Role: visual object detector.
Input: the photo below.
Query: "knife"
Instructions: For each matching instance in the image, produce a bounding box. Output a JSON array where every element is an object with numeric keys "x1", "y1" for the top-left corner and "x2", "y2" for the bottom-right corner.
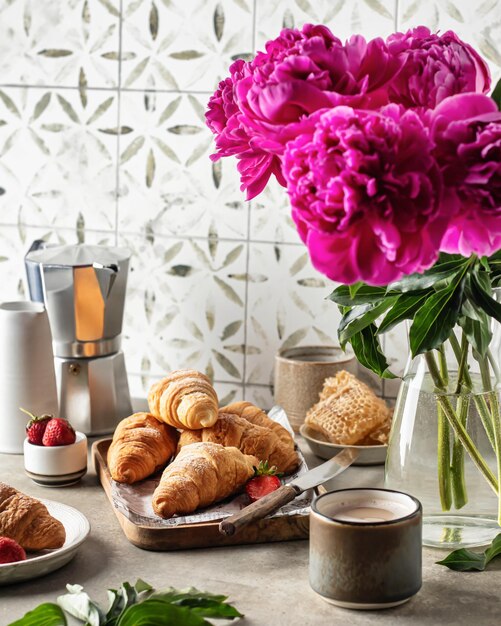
[{"x1": 218, "y1": 447, "x2": 359, "y2": 536}]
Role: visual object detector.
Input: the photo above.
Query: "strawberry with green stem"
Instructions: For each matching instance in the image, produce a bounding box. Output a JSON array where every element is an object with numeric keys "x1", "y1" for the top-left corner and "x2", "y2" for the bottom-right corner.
[
  {"x1": 21, "y1": 407, "x2": 53, "y2": 446},
  {"x1": 245, "y1": 460, "x2": 283, "y2": 502}
]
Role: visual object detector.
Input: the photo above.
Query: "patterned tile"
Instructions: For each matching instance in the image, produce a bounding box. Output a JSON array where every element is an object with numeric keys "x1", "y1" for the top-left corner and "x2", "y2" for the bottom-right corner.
[
  {"x1": 398, "y1": 0, "x2": 501, "y2": 87},
  {"x1": 0, "y1": 87, "x2": 118, "y2": 232},
  {"x1": 245, "y1": 384, "x2": 274, "y2": 412},
  {"x1": 128, "y1": 372, "x2": 244, "y2": 407},
  {"x1": 121, "y1": 0, "x2": 254, "y2": 92},
  {"x1": 244, "y1": 242, "x2": 341, "y2": 387},
  {"x1": 117, "y1": 90, "x2": 248, "y2": 240},
  {"x1": 256, "y1": 0, "x2": 397, "y2": 50},
  {"x1": 0, "y1": 0, "x2": 120, "y2": 88},
  {"x1": 120, "y1": 233, "x2": 247, "y2": 384},
  {"x1": 0, "y1": 224, "x2": 115, "y2": 303},
  {"x1": 249, "y1": 177, "x2": 302, "y2": 244}
]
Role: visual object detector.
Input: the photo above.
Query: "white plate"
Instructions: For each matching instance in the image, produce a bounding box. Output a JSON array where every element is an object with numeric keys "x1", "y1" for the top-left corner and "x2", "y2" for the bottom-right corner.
[
  {"x1": 0, "y1": 499, "x2": 90, "y2": 585},
  {"x1": 300, "y1": 424, "x2": 387, "y2": 466}
]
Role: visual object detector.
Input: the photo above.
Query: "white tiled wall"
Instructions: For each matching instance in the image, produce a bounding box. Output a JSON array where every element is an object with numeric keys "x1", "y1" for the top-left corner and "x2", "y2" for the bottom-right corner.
[{"x1": 0, "y1": 0, "x2": 499, "y2": 403}]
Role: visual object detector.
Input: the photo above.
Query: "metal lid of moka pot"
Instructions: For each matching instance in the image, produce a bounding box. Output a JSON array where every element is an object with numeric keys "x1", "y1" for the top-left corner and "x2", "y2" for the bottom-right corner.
[{"x1": 25, "y1": 243, "x2": 131, "y2": 359}]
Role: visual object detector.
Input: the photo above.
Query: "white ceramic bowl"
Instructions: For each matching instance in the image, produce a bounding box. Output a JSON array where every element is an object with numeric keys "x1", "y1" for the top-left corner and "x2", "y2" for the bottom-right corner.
[
  {"x1": 23, "y1": 431, "x2": 88, "y2": 486},
  {"x1": 300, "y1": 424, "x2": 387, "y2": 466}
]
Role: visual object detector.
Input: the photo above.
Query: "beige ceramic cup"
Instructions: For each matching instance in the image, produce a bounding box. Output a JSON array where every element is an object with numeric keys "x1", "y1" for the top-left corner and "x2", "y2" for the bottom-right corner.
[
  {"x1": 274, "y1": 346, "x2": 356, "y2": 432},
  {"x1": 310, "y1": 488, "x2": 422, "y2": 610}
]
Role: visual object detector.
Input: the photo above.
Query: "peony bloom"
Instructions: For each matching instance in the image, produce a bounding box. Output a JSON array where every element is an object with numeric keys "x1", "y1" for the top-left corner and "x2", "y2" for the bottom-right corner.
[
  {"x1": 206, "y1": 24, "x2": 402, "y2": 199},
  {"x1": 431, "y1": 93, "x2": 501, "y2": 257},
  {"x1": 283, "y1": 105, "x2": 449, "y2": 286},
  {"x1": 386, "y1": 26, "x2": 491, "y2": 109}
]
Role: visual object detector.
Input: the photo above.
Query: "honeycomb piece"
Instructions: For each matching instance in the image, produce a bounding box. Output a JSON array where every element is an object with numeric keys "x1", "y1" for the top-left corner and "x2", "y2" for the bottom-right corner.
[{"x1": 305, "y1": 370, "x2": 391, "y2": 445}]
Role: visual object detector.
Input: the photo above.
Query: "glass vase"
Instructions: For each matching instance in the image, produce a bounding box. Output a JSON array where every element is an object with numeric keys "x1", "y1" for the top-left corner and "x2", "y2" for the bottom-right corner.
[{"x1": 385, "y1": 333, "x2": 501, "y2": 549}]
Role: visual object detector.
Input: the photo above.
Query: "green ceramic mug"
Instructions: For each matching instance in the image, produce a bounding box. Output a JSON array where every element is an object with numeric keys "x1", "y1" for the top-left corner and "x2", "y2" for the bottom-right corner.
[{"x1": 310, "y1": 488, "x2": 422, "y2": 610}]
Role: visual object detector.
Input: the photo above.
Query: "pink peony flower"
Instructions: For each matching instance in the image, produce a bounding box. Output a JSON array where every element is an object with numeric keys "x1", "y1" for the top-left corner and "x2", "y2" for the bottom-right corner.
[
  {"x1": 386, "y1": 26, "x2": 491, "y2": 109},
  {"x1": 430, "y1": 93, "x2": 501, "y2": 257},
  {"x1": 283, "y1": 105, "x2": 450, "y2": 286},
  {"x1": 206, "y1": 24, "x2": 402, "y2": 199}
]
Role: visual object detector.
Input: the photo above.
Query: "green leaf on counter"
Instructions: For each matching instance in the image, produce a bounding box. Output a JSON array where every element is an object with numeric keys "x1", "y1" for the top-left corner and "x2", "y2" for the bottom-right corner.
[
  {"x1": 9, "y1": 580, "x2": 242, "y2": 626},
  {"x1": 116, "y1": 600, "x2": 210, "y2": 626},
  {"x1": 436, "y1": 533, "x2": 501, "y2": 571},
  {"x1": 7, "y1": 603, "x2": 66, "y2": 626}
]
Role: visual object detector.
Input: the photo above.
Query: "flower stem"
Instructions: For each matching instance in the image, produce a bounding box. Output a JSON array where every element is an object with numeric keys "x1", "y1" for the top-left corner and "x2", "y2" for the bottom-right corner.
[
  {"x1": 449, "y1": 333, "x2": 496, "y2": 451},
  {"x1": 451, "y1": 390, "x2": 469, "y2": 509},
  {"x1": 437, "y1": 345, "x2": 452, "y2": 511},
  {"x1": 450, "y1": 334, "x2": 469, "y2": 510},
  {"x1": 425, "y1": 351, "x2": 499, "y2": 496},
  {"x1": 475, "y1": 353, "x2": 501, "y2": 526}
]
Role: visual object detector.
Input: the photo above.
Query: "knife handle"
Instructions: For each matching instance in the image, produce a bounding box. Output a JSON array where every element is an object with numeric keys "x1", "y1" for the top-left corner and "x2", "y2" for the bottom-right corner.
[{"x1": 219, "y1": 484, "x2": 301, "y2": 536}]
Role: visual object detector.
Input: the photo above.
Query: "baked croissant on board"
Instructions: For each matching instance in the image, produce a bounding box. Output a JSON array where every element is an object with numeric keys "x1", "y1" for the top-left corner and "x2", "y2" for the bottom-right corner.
[
  {"x1": 148, "y1": 369, "x2": 219, "y2": 430},
  {"x1": 108, "y1": 412, "x2": 179, "y2": 484},
  {"x1": 152, "y1": 442, "x2": 257, "y2": 519},
  {"x1": 0, "y1": 482, "x2": 66, "y2": 550},
  {"x1": 220, "y1": 401, "x2": 294, "y2": 448},
  {"x1": 178, "y1": 412, "x2": 299, "y2": 474}
]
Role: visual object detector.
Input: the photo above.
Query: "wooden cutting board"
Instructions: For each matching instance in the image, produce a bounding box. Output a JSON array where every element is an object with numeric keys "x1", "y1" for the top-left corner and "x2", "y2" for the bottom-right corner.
[{"x1": 92, "y1": 439, "x2": 310, "y2": 551}]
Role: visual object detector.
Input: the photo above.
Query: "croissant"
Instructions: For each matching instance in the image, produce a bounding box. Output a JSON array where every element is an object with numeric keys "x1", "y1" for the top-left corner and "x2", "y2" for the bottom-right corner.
[
  {"x1": 178, "y1": 412, "x2": 300, "y2": 474},
  {"x1": 0, "y1": 482, "x2": 66, "y2": 551},
  {"x1": 152, "y1": 442, "x2": 257, "y2": 519},
  {"x1": 220, "y1": 401, "x2": 294, "y2": 448},
  {"x1": 148, "y1": 369, "x2": 219, "y2": 429},
  {"x1": 108, "y1": 413, "x2": 179, "y2": 484}
]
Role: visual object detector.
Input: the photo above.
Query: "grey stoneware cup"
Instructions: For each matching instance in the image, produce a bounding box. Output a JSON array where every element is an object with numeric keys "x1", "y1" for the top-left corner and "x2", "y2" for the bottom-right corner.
[{"x1": 309, "y1": 488, "x2": 422, "y2": 610}]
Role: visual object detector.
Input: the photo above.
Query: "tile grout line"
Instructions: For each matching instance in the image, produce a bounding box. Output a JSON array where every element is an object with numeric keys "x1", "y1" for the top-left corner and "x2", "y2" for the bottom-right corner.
[
  {"x1": 242, "y1": 0, "x2": 259, "y2": 401},
  {"x1": 383, "y1": 0, "x2": 400, "y2": 398},
  {"x1": 0, "y1": 83, "x2": 214, "y2": 96},
  {"x1": 0, "y1": 222, "x2": 305, "y2": 247},
  {"x1": 114, "y1": 0, "x2": 124, "y2": 246}
]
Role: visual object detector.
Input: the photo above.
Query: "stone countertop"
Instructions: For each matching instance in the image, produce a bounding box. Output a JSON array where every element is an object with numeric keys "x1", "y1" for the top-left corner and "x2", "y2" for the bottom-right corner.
[{"x1": 1, "y1": 441, "x2": 500, "y2": 626}]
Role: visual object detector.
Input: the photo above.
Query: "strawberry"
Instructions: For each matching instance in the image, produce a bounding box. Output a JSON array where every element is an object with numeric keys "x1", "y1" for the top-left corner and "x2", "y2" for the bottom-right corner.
[
  {"x1": 42, "y1": 417, "x2": 76, "y2": 446},
  {"x1": 245, "y1": 461, "x2": 282, "y2": 503},
  {"x1": 0, "y1": 537, "x2": 27, "y2": 564},
  {"x1": 21, "y1": 408, "x2": 53, "y2": 446}
]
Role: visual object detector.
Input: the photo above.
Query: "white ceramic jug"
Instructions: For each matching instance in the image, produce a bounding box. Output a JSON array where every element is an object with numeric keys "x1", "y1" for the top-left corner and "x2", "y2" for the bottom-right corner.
[{"x1": 0, "y1": 301, "x2": 58, "y2": 453}]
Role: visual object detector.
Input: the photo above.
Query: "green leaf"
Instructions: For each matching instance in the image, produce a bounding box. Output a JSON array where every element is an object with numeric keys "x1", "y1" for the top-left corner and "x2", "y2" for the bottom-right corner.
[
  {"x1": 436, "y1": 548, "x2": 486, "y2": 571},
  {"x1": 378, "y1": 292, "x2": 429, "y2": 334},
  {"x1": 436, "y1": 533, "x2": 501, "y2": 571},
  {"x1": 409, "y1": 270, "x2": 466, "y2": 356},
  {"x1": 8, "y1": 603, "x2": 67, "y2": 626},
  {"x1": 338, "y1": 298, "x2": 397, "y2": 346},
  {"x1": 116, "y1": 599, "x2": 210, "y2": 626},
  {"x1": 349, "y1": 324, "x2": 396, "y2": 379},
  {"x1": 348, "y1": 282, "x2": 363, "y2": 298},
  {"x1": 491, "y1": 76, "x2": 501, "y2": 110},
  {"x1": 151, "y1": 588, "x2": 243, "y2": 619},
  {"x1": 458, "y1": 298, "x2": 492, "y2": 357},
  {"x1": 388, "y1": 258, "x2": 468, "y2": 293},
  {"x1": 469, "y1": 272, "x2": 501, "y2": 323},
  {"x1": 327, "y1": 284, "x2": 387, "y2": 306}
]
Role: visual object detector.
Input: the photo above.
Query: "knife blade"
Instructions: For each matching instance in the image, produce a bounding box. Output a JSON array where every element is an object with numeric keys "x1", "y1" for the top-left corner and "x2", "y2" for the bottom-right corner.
[{"x1": 218, "y1": 447, "x2": 359, "y2": 536}]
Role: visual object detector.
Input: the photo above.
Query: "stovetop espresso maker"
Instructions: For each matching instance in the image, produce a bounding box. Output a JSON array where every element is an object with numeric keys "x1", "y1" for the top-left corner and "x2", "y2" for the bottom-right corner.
[{"x1": 25, "y1": 241, "x2": 133, "y2": 435}]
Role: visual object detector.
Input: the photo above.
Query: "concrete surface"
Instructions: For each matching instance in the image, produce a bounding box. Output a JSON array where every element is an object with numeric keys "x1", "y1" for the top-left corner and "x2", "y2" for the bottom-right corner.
[{"x1": 1, "y1": 441, "x2": 500, "y2": 625}]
